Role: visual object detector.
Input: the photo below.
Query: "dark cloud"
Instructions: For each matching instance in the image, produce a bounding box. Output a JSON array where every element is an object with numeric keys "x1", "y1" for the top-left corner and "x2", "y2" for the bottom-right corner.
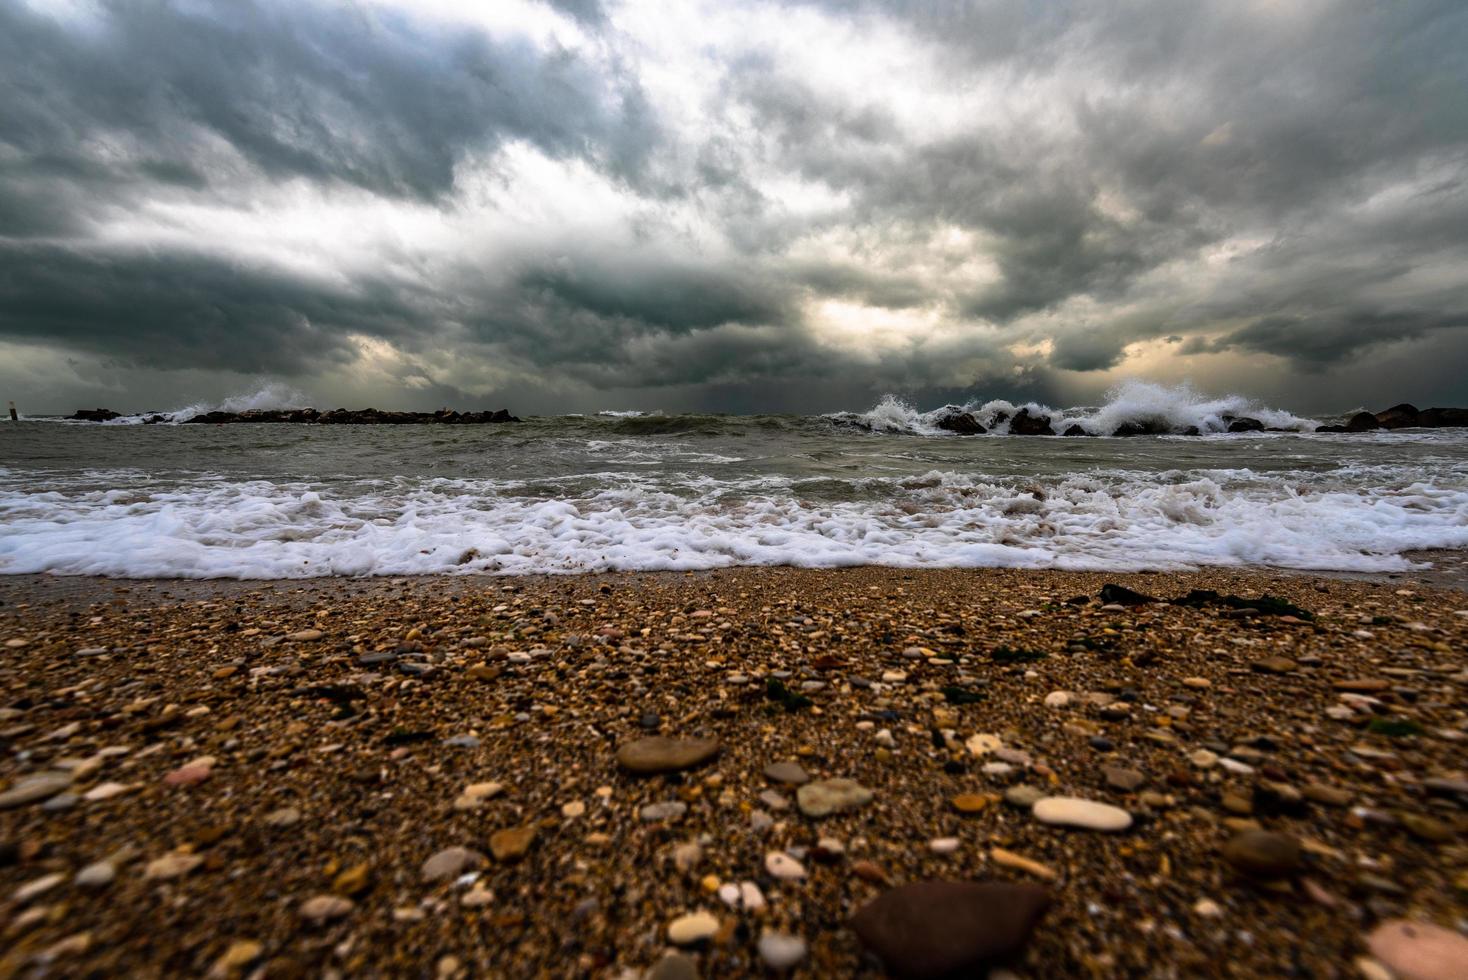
[{"x1": 2, "y1": 0, "x2": 1468, "y2": 412}]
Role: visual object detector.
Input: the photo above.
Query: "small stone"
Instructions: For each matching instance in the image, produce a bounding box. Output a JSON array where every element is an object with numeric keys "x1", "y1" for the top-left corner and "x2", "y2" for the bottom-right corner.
[
  {"x1": 164, "y1": 757, "x2": 215, "y2": 787},
  {"x1": 1399, "y1": 813, "x2": 1454, "y2": 843},
  {"x1": 145, "y1": 852, "x2": 203, "y2": 880},
  {"x1": 422, "y1": 847, "x2": 485, "y2": 881},
  {"x1": 929, "y1": 837, "x2": 960, "y2": 855},
  {"x1": 1043, "y1": 691, "x2": 1072, "y2": 708},
  {"x1": 333, "y1": 862, "x2": 371, "y2": 896},
  {"x1": 263, "y1": 807, "x2": 301, "y2": 828},
  {"x1": 1182, "y1": 677, "x2": 1211, "y2": 688},
  {"x1": 75, "y1": 861, "x2": 116, "y2": 889},
  {"x1": 1103, "y1": 766, "x2": 1146, "y2": 792},
  {"x1": 82, "y1": 781, "x2": 133, "y2": 802},
  {"x1": 213, "y1": 940, "x2": 263, "y2": 973},
  {"x1": 1221, "y1": 792, "x2": 1253, "y2": 816},
  {"x1": 13, "y1": 872, "x2": 66, "y2": 904},
  {"x1": 640, "y1": 801, "x2": 688, "y2": 822},
  {"x1": 616, "y1": 737, "x2": 720, "y2": 775},
  {"x1": 1303, "y1": 783, "x2": 1353, "y2": 807},
  {"x1": 851, "y1": 880, "x2": 1050, "y2": 978},
  {"x1": 965, "y1": 733, "x2": 1002, "y2": 758},
  {"x1": 1334, "y1": 678, "x2": 1391, "y2": 692},
  {"x1": 461, "y1": 883, "x2": 494, "y2": 907},
  {"x1": 1251, "y1": 656, "x2": 1297, "y2": 674},
  {"x1": 951, "y1": 792, "x2": 990, "y2": 814},
  {"x1": 1189, "y1": 750, "x2": 1219, "y2": 769},
  {"x1": 763, "y1": 761, "x2": 809, "y2": 785},
  {"x1": 561, "y1": 800, "x2": 585, "y2": 819},
  {"x1": 645, "y1": 951, "x2": 700, "y2": 980},
  {"x1": 765, "y1": 852, "x2": 806, "y2": 880},
  {"x1": 1366, "y1": 919, "x2": 1468, "y2": 980},
  {"x1": 489, "y1": 826, "x2": 537, "y2": 862},
  {"x1": 1193, "y1": 898, "x2": 1223, "y2": 917},
  {"x1": 989, "y1": 848, "x2": 1057, "y2": 881},
  {"x1": 453, "y1": 781, "x2": 504, "y2": 810},
  {"x1": 757, "y1": 932, "x2": 808, "y2": 970},
  {"x1": 673, "y1": 841, "x2": 703, "y2": 873},
  {"x1": 0, "y1": 772, "x2": 72, "y2": 808},
  {"x1": 1221, "y1": 830, "x2": 1303, "y2": 880},
  {"x1": 299, "y1": 894, "x2": 354, "y2": 923},
  {"x1": 797, "y1": 778, "x2": 874, "y2": 817},
  {"x1": 1004, "y1": 785, "x2": 1045, "y2": 809},
  {"x1": 1033, "y1": 797, "x2": 1132, "y2": 832},
  {"x1": 667, "y1": 910, "x2": 721, "y2": 945},
  {"x1": 286, "y1": 629, "x2": 325, "y2": 641}
]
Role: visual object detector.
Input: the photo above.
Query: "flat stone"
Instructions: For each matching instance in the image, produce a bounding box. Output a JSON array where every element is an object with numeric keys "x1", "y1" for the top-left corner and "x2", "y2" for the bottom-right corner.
[
  {"x1": 1221, "y1": 830, "x2": 1303, "y2": 880},
  {"x1": 75, "y1": 861, "x2": 116, "y2": 889},
  {"x1": 929, "y1": 837, "x2": 960, "y2": 854},
  {"x1": 452, "y1": 781, "x2": 504, "y2": 810},
  {"x1": 1399, "y1": 813, "x2": 1454, "y2": 843},
  {"x1": 263, "y1": 807, "x2": 301, "y2": 828},
  {"x1": 645, "y1": 951, "x2": 700, "y2": 980},
  {"x1": 299, "y1": 894, "x2": 354, "y2": 923},
  {"x1": 1251, "y1": 656, "x2": 1298, "y2": 674},
  {"x1": 1033, "y1": 796, "x2": 1132, "y2": 832},
  {"x1": 1303, "y1": 783, "x2": 1353, "y2": 807},
  {"x1": 286, "y1": 629, "x2": 324, "y2": 641},
  {"x1": 990, "y1": 848, "x2": 1057, "y2": 881},
  {"x1": 0, "y1": 772, "x2": 72, "y2": 809},
  {"x1": 951, "y1": 792, "x2": 990, "y2": 814},
  {"x1": 145, "y1": 852, "x2": 203, "y2": 879},
  {"x1": 667, "y1": 910, "x2": 721, "y2": 945},
  {"x1": 640, "y1": 801, "x2": 688, "y2": 822},
  {"x1": 616, "y1": 737, "x2": 720, "y2": 775},
  {"x1": 757, "y1": 931, "x2": 808, "y2": 970},
  {"x1": 421, "y1": 846, "x2": 484, "y2": 881},
  {"x1": 762, "y1": 761, "x2": 809, "y2": 785},
  {"x1": 765, "y1": 852, "x2": 806, "y2": 880},
  {"x1": 13, "y1": 872, "x2": 66, "y2": 904},
  {"x1": 797, "y1": 779, "x2": 874, "y2": 817},
  {"x1": 1004, "y1": 785, "x2": 1045, "y2": 809},
  {"x1": 489, "y1": 825, "x2": 536, "y2": 862},
  {"x1": 965, "y1": 733, "x2": 1002, "y2": 757},
  {"x1": 1366, "y1": 919, "x2": 1468, "y2": 980},
  {"x1": 851, "y1": 880, "x2": 1050, "y2": 979},
  {"x1": 1334, "y1": 678, "x2": 1391, "y2": 692},
  {"x1": 1103, "y1": 766, "x2": 1146, "y2": 792}
]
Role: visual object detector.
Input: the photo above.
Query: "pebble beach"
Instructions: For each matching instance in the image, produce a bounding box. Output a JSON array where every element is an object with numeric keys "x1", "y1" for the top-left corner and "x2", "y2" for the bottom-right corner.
[{"x1": 1, "y1": 566, "x2": 1466, "y2": 978}]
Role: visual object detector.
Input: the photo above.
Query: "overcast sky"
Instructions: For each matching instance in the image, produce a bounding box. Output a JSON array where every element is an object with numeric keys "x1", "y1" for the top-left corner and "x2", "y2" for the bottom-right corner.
[{"x1": 2, "y1": 0, "x2": 1467, "y2": 416}]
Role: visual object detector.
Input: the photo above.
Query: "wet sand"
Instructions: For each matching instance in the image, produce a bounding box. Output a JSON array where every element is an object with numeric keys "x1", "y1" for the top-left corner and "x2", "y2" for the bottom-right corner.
[{"x1": 0, "y1": 566, "x2": 1465, "y2": 977}]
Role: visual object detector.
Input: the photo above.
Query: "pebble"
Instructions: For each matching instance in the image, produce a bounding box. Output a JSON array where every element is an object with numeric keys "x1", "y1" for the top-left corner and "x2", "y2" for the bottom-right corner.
[
  {"x1": 82, "y1": 781, "x2": 133, "y2": 802},
  {"x1": 796, "y1": 779, "x2": 873, "y2": 817},
  {"x1": 1365, "y1": 918, "x2": 1468, "y2": 980},
  {"x1": 990, "y1": 848, "x2": 1057, "y2": 881},
  {"x1": 762, "y1": 761, "x2": 809, "y2": 785},
  {"x1": 145, "y1": 852, "x2": 203, "y2": 880},
  {"x1": 213, "y1": 941, "x2": 263, "y2": 974},
  {"x1": 616, "y1": 737, "x2": 721, "y2": 774},
  {"x1": 286, "y1": 629, "x2": 324, "y2": 641},
  {"x1": 1251, "y1": 656, "x2": 1297, "y2": 674},
  {"x1": 965, "y1": 733, "x2": 1002, "y2": 757},
  {"x1": 1194, "y1": 898, "x2": 1223, "y2": 917},
  {"x1": 422, "y1": 846, "x2": 484, "y2": 881},
  {"x1": 645, "y1": 951, "x2": 700, "y2": 980},
  {"x1": 1004, "y1": 785, "x2": 1045, "y2": 809},
  {"x1": 951, "y1": 792, "x2": 990, "y2": 814},
  {"x1": 489, "y1": 826, "x2": 537, "y2": 862},
  {"x1": 1221, "y1": 830, "x2": 1303, "y2": 880},
  {"x1": 163, "y1": 757, "x2": 214, "y2": 787},
  {"x1": 452, "y1": 781, "x2": 503, "y2": 810},
  {"x1": 757, "y1": 932, "x2": 808, "y2": 970},
  {"x1": 1043, "y1": 691, "x2": 1072, "y2": 708},
  {"x1": 13, "y1": 872, "x2": 66, "y2": 904},
  {"x1": 0, "y1": 772, "x2": 72, "y2": 809},
  {"x1": 1033, "y1": 796, "x2": 1133, "y2": 832},
  {"x1": 1182, "y1": 676, "x2": 1212, "y2": 688},
  {"x1": 758, "y1": 789, "x2": 789, "y2": 810},
  {"x1": 929, "y1": 837, "x2": 960, "y2": 855},
  {"x1": 666, "y1": 910, "x2": 720, "y2": 945},
  {"x1": 640, "y1": 801, "x2": 688, "y2": 822},
  {"x1": 765, "y1": 852, "x2": 806, "y2": 880},
  {"x1": 75, "y1": 860, "x2": 116, "y2": 888},
  {"x1": 1103, "y1": 766, "x2": 1146, "y2": 792},
  {"x1": 852, "y1": 880, "x2": 1051, "y2": 978},
  {"x1": 1189, "y1": 750, "x2": 1219, "y2": 769},
  {"x1": 561, "y1": 800, "x2": 585, "y2": 819},
  {"x1": 263, "y1": 806, "x2": 301, "y2": 828},
  {"x1": 299, "y1": 894, "x2": 354, "y2": 923}
]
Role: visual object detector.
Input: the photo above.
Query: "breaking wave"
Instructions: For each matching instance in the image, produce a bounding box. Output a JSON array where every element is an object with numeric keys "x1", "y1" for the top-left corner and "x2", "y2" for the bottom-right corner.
[{"x1": 827, "y1": 382, "x2": 1320, "y2": 436}]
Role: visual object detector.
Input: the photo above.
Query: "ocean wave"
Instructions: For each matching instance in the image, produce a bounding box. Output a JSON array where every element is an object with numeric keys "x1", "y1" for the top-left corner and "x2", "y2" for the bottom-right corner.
[
  {"x1": 826, "y1": 382, "x2": 1321, "y2": 437},
  {"x1": 3, "y1": 468, "x2": 1464, "y2": 578}
]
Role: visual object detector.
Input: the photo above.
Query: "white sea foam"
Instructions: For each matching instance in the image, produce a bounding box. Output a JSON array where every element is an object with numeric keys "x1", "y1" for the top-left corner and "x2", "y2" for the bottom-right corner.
[
  {"x1": 833, "y1": 381, "x2": 1320, "y2": 436},
  {"x1": 3, "y1": 468, "x2": 1465, "y2": 579}
]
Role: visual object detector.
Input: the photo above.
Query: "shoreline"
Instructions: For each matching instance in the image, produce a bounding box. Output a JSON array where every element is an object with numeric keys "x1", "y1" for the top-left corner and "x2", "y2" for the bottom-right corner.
[{"x1": 1, "y1": 565, "x2": 1464, "y2": 976}]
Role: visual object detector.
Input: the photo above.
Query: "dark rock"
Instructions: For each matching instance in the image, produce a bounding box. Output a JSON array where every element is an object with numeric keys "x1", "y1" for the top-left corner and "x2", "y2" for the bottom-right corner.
[
  {"x1": 1222, "y1": 830, "x2": 1303, "y2": 880},
  {"x1": 1374, "y1": 403, "x2": 1420, "y2": 428},
  {"x1": 851, "y1": 880, "x2": 1050, "y2": 979},
  {"x1": 1098, "y1": 584, "x2": 1157, "y2": 606},
  {"x1": 1112, "y1": 420, "x2": 1170, "y2": 437},
  {"x1": 1180, "y1": 425, "x2": 1202, "y2": 436},
  {"x1": 183, "y1": 407, "x2": 519, "y2": 425},
  {"x1": 1008, "y1": 409, "x2": 1055, "y2": 436},
  {"x1": 1418, "y1": 406, "x2": 1468, "y2": 427},
  {"x1": 934, "y1": 411, "x2": 986, "y2": 435},
  {"x1": 1061, "y1": 424, "x2": 1092, "y2": 437},
  {"x1": 67, "y1": 408, "x2": 122, "y2": 422},
  {"x1": 1344, "y1": 411, "x2": 1381, "y2": 432},
  {"x1": 1225, "y1": 416, "x2": 1265, "y2": 432}
]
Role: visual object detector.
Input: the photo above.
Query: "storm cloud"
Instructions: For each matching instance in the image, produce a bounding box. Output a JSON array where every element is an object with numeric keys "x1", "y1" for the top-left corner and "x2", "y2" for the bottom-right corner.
[{"x1": 1, "y1": 0, "x2": 1466, "y2": 415}]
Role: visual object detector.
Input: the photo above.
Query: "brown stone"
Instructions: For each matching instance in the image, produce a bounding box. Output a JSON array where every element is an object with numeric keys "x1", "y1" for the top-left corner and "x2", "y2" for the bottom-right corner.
[
  {"x1": 852, "y1": 880, "x2": 1050, "y2": 979},
  {"x1": 489, "y1": 826, "x2": 537, "y2": 862},
  {"x1": 615, "y1": 737, "x2": 720, "y2": 775}
]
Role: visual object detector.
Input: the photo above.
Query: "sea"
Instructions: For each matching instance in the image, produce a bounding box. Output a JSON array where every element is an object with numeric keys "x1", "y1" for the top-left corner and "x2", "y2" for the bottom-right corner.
[{"x1": 3, "y1": 382, "x2": 1467, "y2": 580}]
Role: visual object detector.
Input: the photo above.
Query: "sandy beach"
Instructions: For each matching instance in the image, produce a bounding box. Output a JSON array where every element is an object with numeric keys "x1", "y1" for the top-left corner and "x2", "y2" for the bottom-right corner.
[{"x1": 0, "y1": 565, "x2": 1465, "y2": 977}]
